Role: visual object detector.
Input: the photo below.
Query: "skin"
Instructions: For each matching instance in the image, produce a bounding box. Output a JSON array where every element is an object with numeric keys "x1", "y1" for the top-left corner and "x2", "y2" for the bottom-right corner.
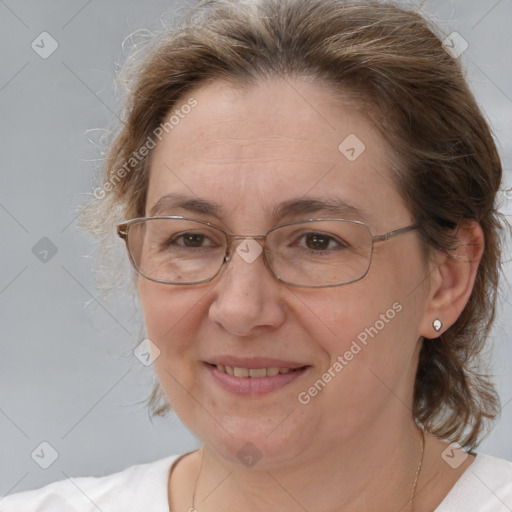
[{"x1": 137, "y1": 77, "x2": 483, "y2": 511}]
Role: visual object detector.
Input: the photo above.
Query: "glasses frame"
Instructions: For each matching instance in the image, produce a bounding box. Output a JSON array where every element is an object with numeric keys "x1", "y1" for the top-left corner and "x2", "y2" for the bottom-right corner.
[{"x1": 117, "y1": 216, "x2": 419, "y2": 288}]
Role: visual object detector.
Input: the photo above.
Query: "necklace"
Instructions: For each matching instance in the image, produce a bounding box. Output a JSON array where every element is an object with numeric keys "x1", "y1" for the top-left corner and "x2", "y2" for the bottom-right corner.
[
  {"x1": 409, "y1": 426, "x2": 425, "y2": 506},
  {"x1": 191, "y1": 446, "x2": 204, "y2": 511},
  {"x1": 188, "y1": 427, "x2": 425, "y2": 511}
]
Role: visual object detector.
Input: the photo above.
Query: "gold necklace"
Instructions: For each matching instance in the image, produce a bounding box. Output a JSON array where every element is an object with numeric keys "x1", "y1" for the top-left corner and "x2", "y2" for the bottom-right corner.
[
  {"x1": 189, "y1": 428, "x2": 425, "y2": 511},
  {"x1": 409, "y1": 427, "x2": 425, "y2": 506}
]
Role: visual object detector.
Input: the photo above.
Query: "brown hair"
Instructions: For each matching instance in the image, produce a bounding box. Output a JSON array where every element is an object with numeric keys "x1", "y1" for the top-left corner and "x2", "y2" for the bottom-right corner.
[{"x1": 80, "y1": 0, "x2": 507, "y2": 448}]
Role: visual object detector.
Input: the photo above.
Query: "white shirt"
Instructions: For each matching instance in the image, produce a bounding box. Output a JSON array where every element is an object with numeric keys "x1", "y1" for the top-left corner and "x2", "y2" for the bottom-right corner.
[{"x1": 1, "y1": 452, "x2": 512, "y2": 511}]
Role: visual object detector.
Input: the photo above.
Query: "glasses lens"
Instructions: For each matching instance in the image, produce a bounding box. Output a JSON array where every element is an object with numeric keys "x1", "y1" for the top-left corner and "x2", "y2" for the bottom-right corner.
[
  {"x1": 267, "y1": 220, "x2": 372, "y2": 287},
  {"x1": 124, "y1": 218, "x2": 373, "y2": 287},
  {"x1": 126, "y1": 219, "x2": 226, "y2": 283}
]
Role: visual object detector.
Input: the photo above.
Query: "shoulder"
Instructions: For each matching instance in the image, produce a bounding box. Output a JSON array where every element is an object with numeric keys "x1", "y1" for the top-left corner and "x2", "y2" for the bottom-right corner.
[
  {"x1": 0, "y1": 454, "x2": 182, "y2": 512},
  {"x1": 435, "y1": 453, "x2": 512, "y2": 511}
]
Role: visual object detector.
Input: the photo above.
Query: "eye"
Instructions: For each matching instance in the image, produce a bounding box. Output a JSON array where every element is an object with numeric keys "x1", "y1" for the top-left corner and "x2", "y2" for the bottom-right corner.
[
  {"x1": 297, "y1": 231, "x2": 347, "y2": 252},
  {"x1": 169, "y1": 231, "x2": 217, "y2": 248}
]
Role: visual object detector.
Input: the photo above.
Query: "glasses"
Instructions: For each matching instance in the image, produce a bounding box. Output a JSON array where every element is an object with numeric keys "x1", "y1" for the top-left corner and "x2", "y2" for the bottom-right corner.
[{"x1": 117, "y1": 216, "x2": 419, "y2": 288}]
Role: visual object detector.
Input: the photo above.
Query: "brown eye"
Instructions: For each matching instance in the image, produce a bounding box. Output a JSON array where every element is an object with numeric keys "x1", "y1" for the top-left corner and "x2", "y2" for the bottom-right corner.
[
  {"x1": 168, "y1": 231, "x2": 216, "y2": 249},
  {"x1": 297, "y1": 232, "x2": 347, "y2": 253},
  {"x1": 179, "y1": 233, "x2": 206, "y2": 247},
  {"x1": 304, "y1": 233, "x2": 335, "y2": 251}
]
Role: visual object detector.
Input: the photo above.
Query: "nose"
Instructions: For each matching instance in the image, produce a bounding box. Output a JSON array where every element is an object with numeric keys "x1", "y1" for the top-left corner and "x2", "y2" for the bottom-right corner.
[{"x1": 208, "y1": 238, "x2": 286, "y2": 337}]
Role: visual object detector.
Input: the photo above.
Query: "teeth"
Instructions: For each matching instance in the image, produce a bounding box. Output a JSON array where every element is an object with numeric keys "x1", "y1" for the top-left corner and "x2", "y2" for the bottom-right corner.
[
  {"x1": 233, "y1": 367, "x2": 249, "y2": 377},
  {"x1": 216, "y1": 365, "x2": 298, "y2": 377},
  {"x1": 266, "y1": 367, "x2": 280, "y2": 376}
]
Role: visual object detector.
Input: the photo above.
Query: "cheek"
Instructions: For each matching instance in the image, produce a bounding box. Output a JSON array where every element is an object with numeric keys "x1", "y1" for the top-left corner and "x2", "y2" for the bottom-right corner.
[
  {"x1": 302, "y1": 297, "x2": 419, "y2": 438},
  {"x1": 319, "y1": 295, "x2": 411, "y2": 379},
  {"x1": 308, "y1": 261, "x2": 423, "y2": 394},
  {"x1": 139, "y1": 280, "x2": 202, "y2": 341},
  {"x1": 306, "y1": 281, "x2": 394, "y2": 352},
  {"x1": 138, "y1": 282, "x2": 210, "y2": 430},
  {"x1": 138, "y1": 281, "x2": 205, "y2": 380}
]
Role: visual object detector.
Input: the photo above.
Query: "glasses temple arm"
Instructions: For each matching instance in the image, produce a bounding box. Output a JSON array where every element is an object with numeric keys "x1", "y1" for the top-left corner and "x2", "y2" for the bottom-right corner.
[{"x1": 372, "y1": 224, "x2": 419, "y2": 243}]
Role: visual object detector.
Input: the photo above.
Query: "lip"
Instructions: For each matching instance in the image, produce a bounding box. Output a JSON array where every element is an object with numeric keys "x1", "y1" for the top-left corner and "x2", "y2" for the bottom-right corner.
[
  {"x1": 206, "y1": 356, "x2": 307, "y2": 369},
  {"x1": 204, "y1": 357, "x2": 310, "y2": 396}
]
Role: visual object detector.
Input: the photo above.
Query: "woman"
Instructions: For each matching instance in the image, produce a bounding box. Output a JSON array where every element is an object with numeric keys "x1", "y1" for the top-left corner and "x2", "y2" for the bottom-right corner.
[{"x1": 3, "y1": 0, "x2": 511, "y2": 510}]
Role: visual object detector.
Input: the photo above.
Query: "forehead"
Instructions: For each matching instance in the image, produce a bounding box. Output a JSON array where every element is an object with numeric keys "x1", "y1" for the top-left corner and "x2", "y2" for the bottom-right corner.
[{"x1": 146, "y1": 77, "x2": 411, "y2": 230}]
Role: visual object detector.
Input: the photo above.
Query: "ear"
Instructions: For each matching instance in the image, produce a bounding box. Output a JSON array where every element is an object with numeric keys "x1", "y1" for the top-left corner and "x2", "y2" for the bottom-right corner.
[{"x1": 419, "y1": 220, "x2": 484, "y2": 339}]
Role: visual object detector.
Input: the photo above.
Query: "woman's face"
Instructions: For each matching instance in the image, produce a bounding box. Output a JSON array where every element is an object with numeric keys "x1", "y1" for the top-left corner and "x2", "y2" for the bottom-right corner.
[{"x1": 139, "y1": 78, "x2": 431, "y2": 467}]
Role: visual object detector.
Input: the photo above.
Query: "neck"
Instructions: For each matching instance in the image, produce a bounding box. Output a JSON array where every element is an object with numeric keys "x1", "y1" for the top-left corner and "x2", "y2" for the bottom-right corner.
[{"x1": 191, "y1": 419, "x2": 424, "y2": 512}]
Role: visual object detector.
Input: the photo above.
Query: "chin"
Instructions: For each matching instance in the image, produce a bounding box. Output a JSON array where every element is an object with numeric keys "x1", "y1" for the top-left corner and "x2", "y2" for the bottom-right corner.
[{"x1": 190, "y1": 411, "x2": 311, "y2": 470}]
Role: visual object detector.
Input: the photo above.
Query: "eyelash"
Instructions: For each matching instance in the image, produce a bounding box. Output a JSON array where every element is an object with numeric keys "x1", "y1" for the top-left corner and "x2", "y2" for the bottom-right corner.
[{"x1": 166, "y1": 231, "x2": 347, "y2": 253}]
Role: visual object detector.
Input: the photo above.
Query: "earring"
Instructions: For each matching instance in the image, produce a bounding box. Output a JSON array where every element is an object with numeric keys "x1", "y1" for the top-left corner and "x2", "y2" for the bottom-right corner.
[{"x1": 433, "y1": 319, "x2": 442, "y2": 332}]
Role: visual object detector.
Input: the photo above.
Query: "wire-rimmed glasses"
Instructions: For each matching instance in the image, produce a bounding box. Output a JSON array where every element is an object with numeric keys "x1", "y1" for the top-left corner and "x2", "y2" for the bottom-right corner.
[{"x1": 117, "y1": 216, "x2": 419, "y2": 288}]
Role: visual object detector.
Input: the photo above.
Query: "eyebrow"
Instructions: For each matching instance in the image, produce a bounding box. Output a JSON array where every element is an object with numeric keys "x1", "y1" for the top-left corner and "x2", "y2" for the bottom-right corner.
[{"x1": 149, "y1": 192, "x2": 367, "y2": 221}]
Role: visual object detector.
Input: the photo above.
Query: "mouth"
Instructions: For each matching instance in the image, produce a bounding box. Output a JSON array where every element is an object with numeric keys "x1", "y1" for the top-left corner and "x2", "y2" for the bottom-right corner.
[
  {"x1": 204, "y1": 359, "x2": 310, "y2": 395},
  {"x1": 212, "y1": 364, "x2": 299, "y2": 377}
]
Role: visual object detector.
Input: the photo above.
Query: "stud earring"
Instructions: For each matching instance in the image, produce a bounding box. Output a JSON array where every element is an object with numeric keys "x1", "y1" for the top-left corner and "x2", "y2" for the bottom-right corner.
[{"x1": 433, "y1": 319, "x2": 442, "y2": 332}]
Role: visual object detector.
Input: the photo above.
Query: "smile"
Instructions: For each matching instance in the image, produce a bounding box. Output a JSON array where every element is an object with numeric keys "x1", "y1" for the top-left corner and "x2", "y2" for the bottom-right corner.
[
  {"x1": 214, "y1": 364, "x2": 296, "y2": 377},
  {"x1": 205, "y1": 362, "x2": 309, "y2": 395}
]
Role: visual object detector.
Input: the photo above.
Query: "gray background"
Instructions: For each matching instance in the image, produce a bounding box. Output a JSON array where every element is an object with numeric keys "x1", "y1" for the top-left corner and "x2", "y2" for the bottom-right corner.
[{"x1": 1, "y1": 0, "x2": 511, "y2": 496}]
